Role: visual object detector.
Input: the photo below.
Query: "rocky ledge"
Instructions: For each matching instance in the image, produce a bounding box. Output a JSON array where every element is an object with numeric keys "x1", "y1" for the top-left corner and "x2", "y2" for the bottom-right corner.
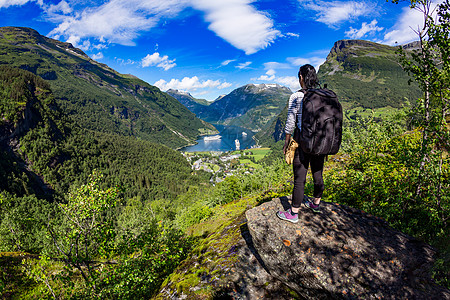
[{"x1": 246, "y1": 197, "x2": 450, "y2": 299}]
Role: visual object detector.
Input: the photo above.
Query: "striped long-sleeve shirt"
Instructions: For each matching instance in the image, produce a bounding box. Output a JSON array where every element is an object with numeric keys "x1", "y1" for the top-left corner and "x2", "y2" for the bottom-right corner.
[{"x1": 284, "y1": 91, "x2": 305, "y2": 135}]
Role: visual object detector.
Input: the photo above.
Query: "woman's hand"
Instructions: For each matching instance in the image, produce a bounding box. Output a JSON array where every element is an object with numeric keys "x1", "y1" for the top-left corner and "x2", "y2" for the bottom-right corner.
[{"x1": 283, "y1": 134, "x2": 291, "y2": 155}]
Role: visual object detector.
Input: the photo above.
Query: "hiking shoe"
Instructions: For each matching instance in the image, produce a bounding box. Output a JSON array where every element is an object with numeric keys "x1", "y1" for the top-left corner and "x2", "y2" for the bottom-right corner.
[
  {"x1": 277, "y1": 208, "x2": 299, "y2": 223},
  {"x1": 304, "y1": 200, "x2": 321, "y2": 213}
]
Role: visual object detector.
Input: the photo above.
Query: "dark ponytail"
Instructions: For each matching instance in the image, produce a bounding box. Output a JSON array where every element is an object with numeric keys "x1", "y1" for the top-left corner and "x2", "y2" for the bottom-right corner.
[{"x1": 298, "y1": 64, "x2": 319, "y2": 89}]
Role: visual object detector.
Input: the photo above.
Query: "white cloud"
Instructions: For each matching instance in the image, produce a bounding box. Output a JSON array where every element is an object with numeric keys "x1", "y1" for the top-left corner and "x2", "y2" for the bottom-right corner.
[
  {"x1": 275, "y1": 76, "x2": 299, "y2": 91},
  {"x1": 190, "y1": 0, "x2": 281, "y2": 54},
  {"x1": 91, "y1": 52, "x2": 103, "y2": 60},
  {"x1": 116, "y1": 57, "x2": 136, "y2": 65},
  {"x1": 283, "y1": 32, "x2": 300, "y2": 38},
  {"x1": 263, "y1": 62, "x2": 291, "y2": 70},
  {"x1": 49, "y1": 0, "x2": 187, "y2": 47},
  {"x1": 46, "y1": 0, "x2": 279, "y2": 54},
  {"x1": 287, "y1": 56, "x2": 326, "y2": 71},
  {"x1": 252, "y1": 69, "x2": 299, "y2": 90},
  {"x1": 345, "y1": 19, "x2": 383, "y2": 39},
  {"x1": 253, "y1": 55, "x2": 326, "y2": 90},
  {"x1": 221, "y1": 59, "x2": 236, "y2": 66},
  {"x1": 154, "y1": 76, "x2": 232, "y2": 91},
  {"x1": 236, "y1": 61, "x2": 252, "y2": 69},
  {"x1": 218, "y1": 82, "x2": 233, "y2": 89},
  {"x1": 382, "y1": 2, "x2": 444, "y2": 46},
  {"x1": 46, "y1": 0, "x2": 72, "y2": 14},
  {"x1": 266, "y1": 69, "x2": 276, "y2": 76},
  {"x1": 0, "y1": 0, "x2": 33, "y2": 8},
  {"x1": 299, "y1": 0, "x2": 376, "y2": 28},
  {"x1": 141, "y1": 52, "x2": 176, "y2": 70},
  {"x1": 285, "y1": 32, "x2": 300, "y2": 38},
  {"x1": 254, "y1": 69, "x2": 276, "y2": 81}
]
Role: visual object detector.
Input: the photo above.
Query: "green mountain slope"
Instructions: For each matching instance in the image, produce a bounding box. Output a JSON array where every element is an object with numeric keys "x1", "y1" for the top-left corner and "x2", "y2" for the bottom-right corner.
[
  {"x1": 0, "y1": 26, "x2": 215, "y2": 149},
  {"x1": 175, "y1": 83, "x2": 292, "y2": 132},
  {"x1": 165, "y1": 89, "x2": 214, "y2": 124},
  {"x1": 320, "y1": 39, "x2": 421, "y2": 109},
  {"x1": 256, "y1": 39, "x2": 422, "y2": 146},
  {"x1": 0, "y1": 65, "x2": 199, "y2": 202}
]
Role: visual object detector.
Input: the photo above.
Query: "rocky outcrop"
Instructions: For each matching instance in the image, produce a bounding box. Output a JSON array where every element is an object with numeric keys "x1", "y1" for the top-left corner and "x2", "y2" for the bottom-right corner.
[
  {"x1": 0, "y1": 98, "x2": 39, "y2": 144},
  {"x1": 327, "y1": 39, "x2": 376, "y2": 59},
  {"x1": 246, "y1": 197, "x2": 450, "y2": 299}
]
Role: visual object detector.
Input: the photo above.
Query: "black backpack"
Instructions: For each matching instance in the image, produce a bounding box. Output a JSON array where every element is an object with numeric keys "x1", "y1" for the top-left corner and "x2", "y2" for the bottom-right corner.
[{"x1": 298, "y1": 88, "x2": 343, "y2": 155}]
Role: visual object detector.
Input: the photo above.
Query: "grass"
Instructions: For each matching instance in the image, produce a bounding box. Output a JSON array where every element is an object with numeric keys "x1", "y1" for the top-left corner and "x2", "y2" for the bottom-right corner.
[
  {"x1": 0, "y1": 252, "x2": 40, "y2": 299},
  {"x1": 238, "y1": 158, "x2": 259, "y2": 168},
  {"x1": 205, "y1": 163, "x2": 220, "y2": 172},
  {"x1": 345, "y1": 106, "x2": 402, "y2": 120},
  {"x1": 232, "y1": 148, "x2": 271, "y2": 161}
]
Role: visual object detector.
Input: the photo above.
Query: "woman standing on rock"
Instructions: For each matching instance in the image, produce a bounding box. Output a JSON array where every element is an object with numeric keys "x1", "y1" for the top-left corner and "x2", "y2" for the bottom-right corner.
[{"x1": 277, "y1": 64, "x2": 325, "y2": 223}]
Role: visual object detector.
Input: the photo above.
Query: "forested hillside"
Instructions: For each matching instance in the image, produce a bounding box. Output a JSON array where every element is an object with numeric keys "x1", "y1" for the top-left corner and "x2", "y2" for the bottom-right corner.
[
  {"x1": 0, "y1": 65, "x2": 206, "y2": 203},
  {"x1": 0, "y1": 26, "x2": 216, "y2": 149}
]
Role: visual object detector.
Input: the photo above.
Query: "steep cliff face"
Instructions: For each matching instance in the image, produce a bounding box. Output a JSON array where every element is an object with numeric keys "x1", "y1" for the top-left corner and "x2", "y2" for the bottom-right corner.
[
  {"x1": 165, "y1": 89, "x2": 212, "y2": 119},
  {"x1": 0, "y1": 66, "x2": 61, "y2": 196}
]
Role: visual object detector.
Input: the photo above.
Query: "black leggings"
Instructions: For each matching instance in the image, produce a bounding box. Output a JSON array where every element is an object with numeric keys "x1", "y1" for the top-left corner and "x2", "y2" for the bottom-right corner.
[{"x1": 292, "y1": 147, "x2": 325, "y2": 208}]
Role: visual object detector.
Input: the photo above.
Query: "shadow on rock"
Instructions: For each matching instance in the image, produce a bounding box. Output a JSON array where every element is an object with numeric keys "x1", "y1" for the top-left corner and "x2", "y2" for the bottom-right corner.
[{"x1": 245, "y1": 196, "x2": 450, "y2": 300}]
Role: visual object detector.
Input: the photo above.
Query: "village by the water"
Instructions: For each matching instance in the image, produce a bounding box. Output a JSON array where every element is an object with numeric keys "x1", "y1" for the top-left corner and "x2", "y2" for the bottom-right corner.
[{"x1": 182, "y1": 136, "x2": 270, "y2": 184}]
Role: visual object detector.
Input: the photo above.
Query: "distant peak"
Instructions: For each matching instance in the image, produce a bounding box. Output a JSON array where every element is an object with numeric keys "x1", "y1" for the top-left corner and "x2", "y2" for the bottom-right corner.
[
  {"x1": 167, "y1": 89, "x2": 192, "y2": 96},
  {"x1": 243, "y1": 83, "x2": 287, "y2": 90},
  {"x1": 330, "y1": 39, "x2": 378, "y2": 54},
  {"x1": 166, "y1": 89, "x2": 195, "y2": 100}
]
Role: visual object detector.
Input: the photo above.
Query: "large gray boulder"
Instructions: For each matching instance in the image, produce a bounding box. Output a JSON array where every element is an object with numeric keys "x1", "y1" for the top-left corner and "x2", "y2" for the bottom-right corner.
[{"x1": 245, "y1": 197, "x2": 450, "y2": 299}]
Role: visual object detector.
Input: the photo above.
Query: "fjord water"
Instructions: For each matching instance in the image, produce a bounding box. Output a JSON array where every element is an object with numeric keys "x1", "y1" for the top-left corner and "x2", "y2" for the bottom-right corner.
[{"x1": 180, "y1": 125, "x2": 256, "y2": 152}]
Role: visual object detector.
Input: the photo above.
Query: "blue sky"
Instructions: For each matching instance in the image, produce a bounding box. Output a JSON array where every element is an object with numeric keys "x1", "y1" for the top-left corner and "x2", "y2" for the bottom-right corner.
[{"x1": 0, "y1": 0, "x2": 437, "y2": 100}]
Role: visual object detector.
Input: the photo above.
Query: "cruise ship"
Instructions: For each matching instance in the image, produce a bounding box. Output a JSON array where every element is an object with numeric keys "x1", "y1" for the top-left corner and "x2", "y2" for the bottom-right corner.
[
  {"x1": 235, "y1": 139, "x2": 240, "y2": 150},
  {"x1": 204, "y1": 135, "x2": 221, "y2": 141}
]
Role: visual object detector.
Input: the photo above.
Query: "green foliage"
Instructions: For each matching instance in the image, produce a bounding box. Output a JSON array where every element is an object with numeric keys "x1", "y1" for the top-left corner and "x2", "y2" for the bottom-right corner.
[
  {"x1": 49, "y1": 171, "x2": 120, "y2": 285},
  {"x1": 324, "y1": 127, "x2": 449, "y2": 287},
  {"x1": 341, "y1": 109, "x2": 408, "y2": 153},
  {"x1": 0, "y1": 192, "x2": 56, "y2": 253},
  {"x1": 0, "y1": 65, "x2": 51, "y2": 125},
  {"x1": 389, "y1": 1, "x2": 450, "y2": 287},
  {"x1": 22, "y1": 254, "x2": 63, "y2": 299},
  {"x1": 0, "y1": 253, "x2": 40, "y2": 299},
  {"x1": 172, "y1": 159, "x2": 292, "y2": 232},
  {"x1": 0, "y1": 68, "x2": 201, "y2": 203},
  {"x1": 1, "y1": 24, "x2": 449, "y2": 296},
  {"x1": 91, "y1": 223, "x2": 193, "y2": 299}
]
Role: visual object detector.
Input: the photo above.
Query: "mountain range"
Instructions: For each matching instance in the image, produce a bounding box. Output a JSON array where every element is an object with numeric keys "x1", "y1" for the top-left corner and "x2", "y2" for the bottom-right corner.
[
  {"x1": 0, "y1": 26, "x2": 422, "y2": 149},
  {"x1": 0, "y1": 26, "x2": 216, "y2": 149},
  {"x1": 168, "y1": 83, "x2": 292, "y2": 132}
]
